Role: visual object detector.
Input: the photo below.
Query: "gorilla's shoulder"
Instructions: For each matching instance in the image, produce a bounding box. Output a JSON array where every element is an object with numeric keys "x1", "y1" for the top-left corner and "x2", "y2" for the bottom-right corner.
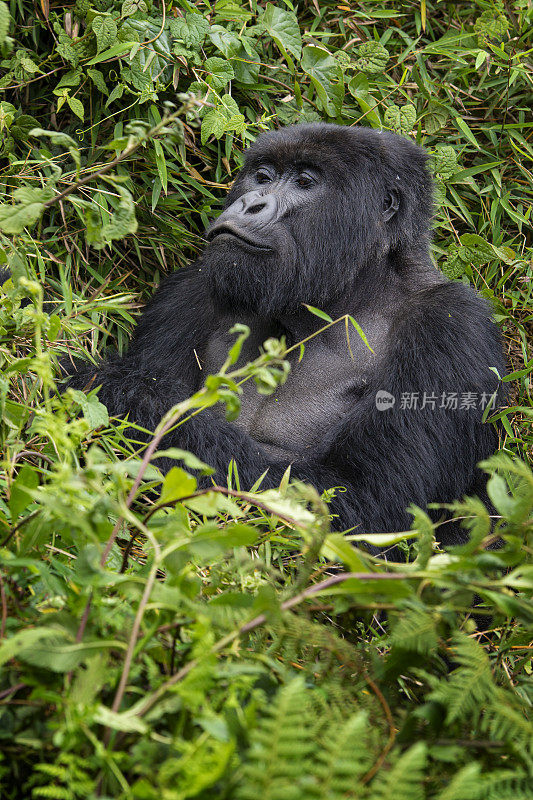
[
  {"x1": 393, "y1": 279, "x2": 504, "y2": 370},
  {"x1": 417, "y1": 279, "x2": 495, "y2": 321}
]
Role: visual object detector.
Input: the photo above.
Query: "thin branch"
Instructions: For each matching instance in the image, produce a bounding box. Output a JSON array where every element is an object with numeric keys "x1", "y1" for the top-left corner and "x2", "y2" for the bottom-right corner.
[
  {"x1": 42, "y1": 105, "x2": 187, "y2": 210},
  {"x1": 111, "y1": 532, "x2": 161, "y2": 714},
  {"x1": 0, "y1": 510, "x2": 40, "y2": 549},
  {"x1": 1, "y1": 67, "x2": 62, "y2": 91},
  {"x1": 135, "y1": 570, "x2": 409, "y2": 718},
  {"x1": 0, "y1": 683, "x2": 27, "y2": 702},
  {"x1": 143, "y1": 484, "x2": 306, "y2": 528}
]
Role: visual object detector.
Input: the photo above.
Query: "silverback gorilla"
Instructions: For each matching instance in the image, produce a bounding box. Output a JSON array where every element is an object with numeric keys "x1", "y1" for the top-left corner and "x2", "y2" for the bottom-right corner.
[{"x1": 67, "y1": 123, "x2": 505, "y2": 539}]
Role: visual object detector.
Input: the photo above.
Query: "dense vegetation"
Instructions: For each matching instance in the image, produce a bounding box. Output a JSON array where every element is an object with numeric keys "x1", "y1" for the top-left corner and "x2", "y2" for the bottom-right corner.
[{"x1": 0, "y1": 0, "x2": 532, "y2": 797}]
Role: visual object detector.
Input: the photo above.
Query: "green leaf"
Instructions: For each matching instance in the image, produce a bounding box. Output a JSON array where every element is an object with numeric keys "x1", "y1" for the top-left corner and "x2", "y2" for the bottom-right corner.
[
  {"x1": 9, "y1": 464, "x2": 39, "y2": 519},
  {"x1": 153, "y1": 140, "x2": 167, "y2": 193},
  {"x1": 66, "y1": 95, "x2": 84, "y2": 121},
  {"x1": 170, "y1": 12, "x2": 209, "y2": 49},
  {"x1": 208, "y1": 25, "x2": 260, "y2": 84},
  {"x1": 384, "y1": 103, "x2": 416, "y2": 135},
  {"x1": 214, "y1": 0, "x2": 252, "y2": 23},
  {"x1": 93, "y1": 705, "x2": 148, "y2": 733},
  {"x1": 69, "y1": 389, "x2": 109, "y2": 429},
  {"x1": 153, "y1": 448, "x2": 214, "y2": 474},
  {"x1": 106, "y1": 83, "x2": 125, "y2": 106},
  {"x1": 92, "y1": 14, "x2": 118, "y2": 53},
  {"x1": 432, "y1": 145, "x2": 459, "y2": 179},
  {"x1": 224, "y1": 112, "x2": 246, "y2": 135},
  {"x1": 10, "y1": 114, "x2": 39, "y2": 141},
  {"x1": 87, "y1": 67, "x2": 109, "y2": 95},
  {"x1": 348, "y1": 316, "x2": 374, "y2": 352},
  {"x1": 219, "y1": 93, "x2": 239, "y2": 116},
  {"x1": 303, "y1": 304, "x2": 333, "y2": 323},
  {"x1": 0, "y1": 626, "x2": 59, "y2": 667},
  {"x1": 370, "y1": 743, "x2": 426, "y2": 800},
  {"x1": 88, "y1": 184, "x2": 137, "y2": 248},
  {"x1": 84, "y1": 394, "x2": 109, "y2": 429},
  {"x1": 436, "y1": 764, "x2": 481, "y2": 800},
  {"x1": 348, "y1": 77, "x2": 381, "y2": 127},
  {"x1": 55, "y1": 68, "x2": 82, "y2": 89},
  {"x1": 355, "y1": 41, "x2": 389, "y2": 73},
  {"x1": 0, "y1": 187, "x2": 47, "y2": 234},
  {"x1": 30, "y1": 127, "x2": 81, "y2": 173},
  {"x1": 121, "y1": 0, "x2": 148, "y2": 18},
  {"x1": 424, "y1": 100, "x2": 449, "y2": 135},
  {"x1": 188, "y1": 523, "x2": 260, "y2": 558},
  {"x1": 201, "y1": 109, "x2": 228, "y2": 144},
  {"x1": 301, "y1": 46, "x2": 339, "y2": 117},
  {"x1": 47, "y1": 313, "x2": 61, "y2": 342},
  {"x1": 0, "y1": 1, "x2": 10, "y2": 44},
  {"x1": 224, "y1": 323, "x2": 250, "y2": 367},
  {"x1": 475, "y1": 49, "x2": 488, "y2": 70},
  {"x1": 0, "y1": 100, "x2": 16, "y2": 130},
  {"x1": 209, "y1": 592, "x2": 254, "y2": 608},
  {"x1": 474, "y1": 7, "x2": 510, "y2": 42},
  {"x1": 19, "y1": 636, "x2": 126, "y2": 672},
  {"x1": 87, "y1": 41, "x2": 135, "y2": 65},
  {"x1": 161, "y1": 467, "x2": 197, "y2": 504},
  {"x1": 259, "y1": 3, "x2": 302, "y2": 61},
  {"x1": 454, "y1": 115, "x2": 480, "y2": 149},
  {"x1": 204, "y1": 57, "x2": 234, "y2": 91},
  {"x1": 322, "y1": 533, "x2": 370, "y2": 572}
]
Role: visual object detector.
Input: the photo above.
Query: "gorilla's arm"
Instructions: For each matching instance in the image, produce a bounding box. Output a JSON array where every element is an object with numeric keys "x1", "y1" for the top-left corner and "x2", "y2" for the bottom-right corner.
[
  {"x1": 65, "y1": 265, "x2": 291, "y2": 475},
  {"x1": 66, "y1": 264, "x2": 212, "y2": 398}
]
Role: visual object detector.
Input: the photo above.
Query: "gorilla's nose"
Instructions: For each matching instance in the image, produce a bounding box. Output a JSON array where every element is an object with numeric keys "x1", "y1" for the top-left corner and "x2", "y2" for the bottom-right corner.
[
  {"x1": 206, "y1": 190, "x2": 279, "y2": 244},
  {"x1": 227, "y1": 190, "x2": 278, "y2": 225},
  {"x1": 239, "y1": 192, "x2": 277, "y2": 222}
]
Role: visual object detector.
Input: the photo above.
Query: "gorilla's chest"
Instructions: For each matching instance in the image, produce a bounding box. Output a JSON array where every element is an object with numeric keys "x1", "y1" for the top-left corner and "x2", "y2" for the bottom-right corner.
[{"x1": 203, "y1": 313, "x2": 387, "y2": 460}]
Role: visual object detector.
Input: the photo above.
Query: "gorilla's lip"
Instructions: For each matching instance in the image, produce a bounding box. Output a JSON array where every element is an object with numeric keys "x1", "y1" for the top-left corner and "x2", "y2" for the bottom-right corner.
[{"x1": 206, "y1": 225, "x2": 272, "y2": 252}]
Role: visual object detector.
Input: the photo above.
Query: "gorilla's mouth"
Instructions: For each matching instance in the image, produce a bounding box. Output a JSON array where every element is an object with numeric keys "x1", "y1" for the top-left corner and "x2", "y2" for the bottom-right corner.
[{"x1": 207, "y1": 224, "x2": 272, "y2": 253}]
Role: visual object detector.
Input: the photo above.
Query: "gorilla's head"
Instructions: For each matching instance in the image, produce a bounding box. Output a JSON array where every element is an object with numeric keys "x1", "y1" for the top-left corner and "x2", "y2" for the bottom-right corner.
[{"x1": 203, "y1": 123, "x2": 433, "y2": 316}]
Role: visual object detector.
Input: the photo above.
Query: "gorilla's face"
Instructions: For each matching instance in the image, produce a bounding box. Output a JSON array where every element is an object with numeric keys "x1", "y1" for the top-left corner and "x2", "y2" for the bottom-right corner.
[{"x1": 202, "y1": 123, "x2": 432, "y2": 316}]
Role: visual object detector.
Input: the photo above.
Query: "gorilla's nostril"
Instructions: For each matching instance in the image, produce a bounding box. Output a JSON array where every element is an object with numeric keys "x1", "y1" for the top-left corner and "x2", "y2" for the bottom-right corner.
[{"x1": 247, "y1": 202, "x2": 266, "y2": 215}]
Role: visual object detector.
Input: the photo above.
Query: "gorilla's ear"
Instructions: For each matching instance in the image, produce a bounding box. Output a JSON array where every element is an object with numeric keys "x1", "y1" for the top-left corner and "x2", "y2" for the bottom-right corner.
[{"x1": 383, "y1": 189, "x2": 399, "y2": 222}]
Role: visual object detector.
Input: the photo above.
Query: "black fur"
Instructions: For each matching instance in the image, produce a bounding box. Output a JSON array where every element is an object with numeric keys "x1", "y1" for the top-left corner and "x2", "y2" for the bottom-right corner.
[{"x1": 66, "y1": 124, "x2": 505, "y2": 540}]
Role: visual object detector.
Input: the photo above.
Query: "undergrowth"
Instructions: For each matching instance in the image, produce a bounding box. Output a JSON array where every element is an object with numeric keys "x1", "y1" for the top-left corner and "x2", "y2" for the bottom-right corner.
[{"x1": 0, "y1": 0, "x2": 531, "y2": 797}]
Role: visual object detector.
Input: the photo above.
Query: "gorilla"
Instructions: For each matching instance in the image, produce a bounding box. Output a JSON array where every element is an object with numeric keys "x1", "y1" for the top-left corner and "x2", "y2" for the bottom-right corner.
[{"x1": 67, "y1": 123, "x2": 505, "y2": 539}]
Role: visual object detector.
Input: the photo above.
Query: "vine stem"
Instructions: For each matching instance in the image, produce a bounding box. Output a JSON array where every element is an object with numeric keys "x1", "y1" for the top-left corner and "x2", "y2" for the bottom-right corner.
[
  {"x1": 134, "y1": 570, "x2": 409, "y2": 718},
  {"x1": 142, "y1": 484, "x2": 305, "y2": 527},
  {"x1": 74, "y1": 396, "x2": 192, "y2": 647},
  {"x1": 109, "y1": 527, "x2": 161, "y2": 718}
]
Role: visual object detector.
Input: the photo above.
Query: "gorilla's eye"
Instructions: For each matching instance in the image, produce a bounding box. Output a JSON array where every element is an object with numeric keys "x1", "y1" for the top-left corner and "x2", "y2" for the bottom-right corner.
[
  {"x1": 256, "y1": 167, "x2": 274, "y2": 184},
  {"x1": 296, "y1": 173, "x2": 315, "y2": 189}
]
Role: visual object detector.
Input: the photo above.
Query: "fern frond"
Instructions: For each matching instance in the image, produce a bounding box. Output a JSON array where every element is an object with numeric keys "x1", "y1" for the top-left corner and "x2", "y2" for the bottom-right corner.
[
  {"x1": 236, "y1": 677, "x2": 318, "y2": 800},
  {"x1": 481, "y1": 771, "x2": 533, "y2": 800},
  {"x1": 390, "y1": 604, "x2": 438, "y2": 654},
  {"x1": 33, "y1": 764, "x2": 68, "y2": 780},
  {"x1": 483, "y1": 689, "x2": 533, "y2": 757},
  {"x1": 269, "y1": 613, "x2": 364, "y2": 674},
  {"x1": 436, "y1": 763, "x2": 482, "y2": 800},
  {"x1": 429, "y1": 633, "x2": 494, "y2": 723},
  {"x1": 312, "y1": 711, "x2": 371, "y2": 799},
  {"x1": 368, "y1": 742, "x2": 427, "y2": 800},
  {"x1": 32, "y1": 788, "x2": 72, "y2": 800}
]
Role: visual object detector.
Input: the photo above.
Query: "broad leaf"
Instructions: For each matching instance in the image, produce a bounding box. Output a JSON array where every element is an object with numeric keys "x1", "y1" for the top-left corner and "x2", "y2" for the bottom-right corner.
[{"x1": 260, "y1": 4, "x2": 302, "y2": 61}]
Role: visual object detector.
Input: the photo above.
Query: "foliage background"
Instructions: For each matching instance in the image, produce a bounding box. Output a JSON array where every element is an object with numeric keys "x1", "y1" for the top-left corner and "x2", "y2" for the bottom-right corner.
[{"x1": 0, "y1": 0, "x2": 532, "y2": 798}]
